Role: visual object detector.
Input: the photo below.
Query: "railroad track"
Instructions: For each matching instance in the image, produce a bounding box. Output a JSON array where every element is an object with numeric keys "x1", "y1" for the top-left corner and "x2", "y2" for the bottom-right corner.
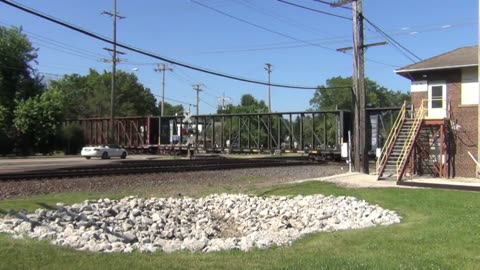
[{"x1": 0, "y1": 157, "x2": 322, "y2": 181}]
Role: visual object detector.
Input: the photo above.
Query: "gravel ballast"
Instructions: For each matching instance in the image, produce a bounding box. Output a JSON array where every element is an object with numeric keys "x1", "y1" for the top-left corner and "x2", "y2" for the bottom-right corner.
[
  {"x1": 0, "y1": 164, "x2": 345, "y2": 200},
  {"x1": 0, "y1": 193, "x2": 401, "y2": 253}
]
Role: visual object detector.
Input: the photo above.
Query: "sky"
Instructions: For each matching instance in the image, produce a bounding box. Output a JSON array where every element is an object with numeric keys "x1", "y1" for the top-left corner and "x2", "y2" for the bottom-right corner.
[{"x1": 0, "y1": 0, "x2": 477, "y2": 114}]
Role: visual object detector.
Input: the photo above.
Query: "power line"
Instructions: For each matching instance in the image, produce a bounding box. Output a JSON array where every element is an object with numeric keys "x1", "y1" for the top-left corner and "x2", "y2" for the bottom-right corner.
[
  {"x1": 199, "y1": 97, "x2": 217, "y2": 110},
  {"x1": 271, "y1": 1, "x2": 400, "y2": 68},
  {"x1": 233, "y1": 0, "x2": 335, "y2": 38},
  {"x1": 34, "y1": 41, "x2": 100, "y2": 61},
  {"x1": 191, "y1": 0, "x2": 340, "y2": 53},
  {"x1": 0, "y1": 0, "x2": 326, "y2": 90},
  {"x1": 151, "y1": 93, "x2": 196, "y2": 107},
  {"x1": 0, "y1": 23, "x2": 101, "y2": 61},
  {"x1": 363, "y1": 16, "x2": 422, "y2": 62},
  {"x1": 0, "y1": 20, "x2": 106, "y2": 59},
  {"x1": 169, "y1": 69, "x2": 224, "y2": 99},
  {"x1": 309, "y1": 0, "x2": 422, "y2": 62},
  {"x1": 313, "y1": 0, "x2": 352, "y2": 10},
  {"x1": 277, "y1": 0, "x2": 351, "y2": 20}
]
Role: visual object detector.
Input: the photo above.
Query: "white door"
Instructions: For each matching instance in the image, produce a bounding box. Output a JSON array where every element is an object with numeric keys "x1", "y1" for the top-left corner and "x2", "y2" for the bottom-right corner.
[{"x1": 427, "y1": 82, "x2": 446, "y2": 118}]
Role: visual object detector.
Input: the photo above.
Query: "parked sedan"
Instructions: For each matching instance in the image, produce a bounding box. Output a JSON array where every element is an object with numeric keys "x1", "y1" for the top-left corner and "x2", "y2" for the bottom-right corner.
[{"x1": 81, "y1": 145, "x2": 128, "y2": 159}]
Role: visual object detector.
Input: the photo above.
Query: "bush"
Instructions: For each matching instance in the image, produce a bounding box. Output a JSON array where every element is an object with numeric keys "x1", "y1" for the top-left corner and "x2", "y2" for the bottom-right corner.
[
  {"x1": 62, "y1": 124, "x2": 85, "y2": 155},
  {"x1": 0, "y1": 131, "x2": 13, "y2": 156}
]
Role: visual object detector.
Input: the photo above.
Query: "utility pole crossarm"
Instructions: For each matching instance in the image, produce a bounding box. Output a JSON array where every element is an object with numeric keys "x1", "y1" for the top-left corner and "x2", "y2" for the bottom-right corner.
[
  {"x1": 330, "y1": 0, "x2": 353, "y2": 6},
  {"x1": 336, "y1": 41, "x2": 387, "y2": 53}
]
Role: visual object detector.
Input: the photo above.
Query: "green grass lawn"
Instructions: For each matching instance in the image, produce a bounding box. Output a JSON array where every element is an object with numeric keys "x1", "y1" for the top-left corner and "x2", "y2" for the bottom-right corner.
[{"x1": 1, "y1": 182, "x2": 479, "y2": 270}]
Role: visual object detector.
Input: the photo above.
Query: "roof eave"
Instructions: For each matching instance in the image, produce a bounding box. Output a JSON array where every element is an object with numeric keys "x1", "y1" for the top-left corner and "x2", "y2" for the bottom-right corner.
[{"x1": 395, "y1": 63, "x2": 477, "y2": 75}]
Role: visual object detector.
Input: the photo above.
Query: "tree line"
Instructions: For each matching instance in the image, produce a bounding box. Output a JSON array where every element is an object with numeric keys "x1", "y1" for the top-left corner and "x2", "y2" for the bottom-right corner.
[{"x1": 0, "y1": 26, "x2": 408, "y2": 155}]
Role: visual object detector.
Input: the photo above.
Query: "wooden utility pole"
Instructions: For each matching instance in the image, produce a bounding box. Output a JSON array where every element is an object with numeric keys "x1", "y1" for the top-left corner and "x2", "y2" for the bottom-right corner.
[
  {"x1": 193, "y1": 84, "x2": 203, "y2": 116},
  {"x1": 155, "y1": 63, "x2": 173, "y2": 116},
  {"x1": 356, "y1": 0, "x2": 369, "y2": 174},
  {"x1": 265, "y1": 63, "x2": 272, "y2": 113},
  {"x1": 102, "y1": 0, "x2": 125, "y2": 144},
  {"x1": 332, "y1": 0, "x2": 369, "y2": 173}
]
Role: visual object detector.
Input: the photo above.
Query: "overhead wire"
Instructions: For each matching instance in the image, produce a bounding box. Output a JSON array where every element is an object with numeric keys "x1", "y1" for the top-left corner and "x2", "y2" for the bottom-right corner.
[
  {"x1": 273, "y1": 0, "x2": 400, "y2": 67},
  {"x1": 233, "y1": 0, "x2": 336, "y2": 38},
  {"x1": 0, "y1": 21, "x2": 106, "y2": 60},
  {"x1": 363, "y1": 16, "x2": 422, "y2": 62},
  {"x1": 306, "y1": 0, "x2": 422, "y2": 62},
  {"x1": 191, "y1": 0, "x2": 340, "y2": 53},
  {"x1": 277, "y1": 0, "x2": 351, "y2": 20},
  {"x1": 0, "y1": 0, "x2": 331, "y2": 90},
  {"x1": 199, "y1": 98, "x2": 218, "y2": 110},
  {"x1": 151, "y1": 93, "x2": 196, "y2": 107},
  {"x1": 313, "y1": 0, "x2": 352, "y2": 10}
]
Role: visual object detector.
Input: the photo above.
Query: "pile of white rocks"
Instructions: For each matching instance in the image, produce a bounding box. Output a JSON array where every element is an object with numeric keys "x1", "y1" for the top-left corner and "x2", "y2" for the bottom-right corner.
[{"x1": 0, "y1": 194, "x2": 401, "y2": 253}]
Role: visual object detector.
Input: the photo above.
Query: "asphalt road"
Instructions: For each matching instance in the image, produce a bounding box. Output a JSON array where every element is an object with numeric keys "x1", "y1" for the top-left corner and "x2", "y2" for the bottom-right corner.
[{"x1": 0, "y1": 155, "x2": 158, "y2": 173}]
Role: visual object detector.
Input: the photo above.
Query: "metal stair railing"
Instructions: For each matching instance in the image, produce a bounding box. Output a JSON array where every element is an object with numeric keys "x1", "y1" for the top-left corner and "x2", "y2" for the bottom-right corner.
[
  {"x1": 376, "y1": 101, "x2": 407, "y2": 177},
  {"x1": 396, "y1": 103, "x2": 425, "y2": 181}
]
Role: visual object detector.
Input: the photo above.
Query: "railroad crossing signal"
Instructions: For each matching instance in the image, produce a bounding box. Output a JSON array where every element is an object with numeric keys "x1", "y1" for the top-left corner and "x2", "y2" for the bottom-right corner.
[{"x1": 183, "y1": 111, "x2": 192, "y2": 124}]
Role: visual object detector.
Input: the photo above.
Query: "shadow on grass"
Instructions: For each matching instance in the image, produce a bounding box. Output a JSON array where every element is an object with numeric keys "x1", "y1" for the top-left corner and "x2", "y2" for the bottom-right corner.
[{"x1": 36, "y1": 202, "x2": 59, "y2": 211}]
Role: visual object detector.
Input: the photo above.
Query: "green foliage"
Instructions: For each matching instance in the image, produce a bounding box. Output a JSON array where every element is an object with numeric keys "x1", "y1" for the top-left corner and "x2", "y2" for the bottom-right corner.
[
  {"x1": 0, "y1": 26, "x2": 42, "y2": 112},
  {"x1": 13, "y1": 89, "x2": 65, "y2": 154},
  {"x1": 162, "y1": 102, "x2": 184, "y2": 116},
  {"x1": 309, "y1": 76, "x2": 410, "y2": 149},
  {"x1": 213, "y1": 94, "x2": 273, "y2": 148},
  {"x1": 0, "y1": 130, "x2": 13, "y2": 156},
  {"x1": 61, "y1": 124, "x2": 85, "y2": 155},
  {"x1": 219, "y1": 94, "x2": 268, "y2": 115},
  {"x1": 0, "y1": 104, "x2": 14, "y2": 155},
  {"x1": 309, "y1": 76, "x2": 410, "y2": 110},
  {"x1": 49, "y1": 69, "x2": 159, "y2": 119},
  {"x1": 0, "y1": 26, "x2": 44, "y2": 155}
]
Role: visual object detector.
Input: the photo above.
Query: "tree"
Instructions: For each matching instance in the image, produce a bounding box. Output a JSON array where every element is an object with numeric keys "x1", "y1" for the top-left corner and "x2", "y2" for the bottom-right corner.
[
  {"x1": 213, "y1": 94, "x2": 273, "y2": 149},
  {"x1": 310, "y1": 76, "x2": 410, "y2": 150},
  {"x1": 310, "y1": 76, "x2": 409, "y2": 110},
  {"x1": 49, "y1": 69, "x2": 159, "y2": 119},
  {"x1": 218, "y1": 94, "x2": 268, "y2": 114},
  {"x1": 163, "y1": 102, "x2": 184, "y2": 116},
  {"x1": 14, "y1": 89, "x2": 65, "y2": 154},
  {"x1": 0, "y1": 26, "x2": 44, "y2": 154}
]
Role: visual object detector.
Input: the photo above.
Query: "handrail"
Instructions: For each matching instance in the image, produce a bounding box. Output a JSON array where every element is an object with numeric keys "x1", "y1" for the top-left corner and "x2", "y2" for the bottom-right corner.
[
  {"x1": 376, "y1": 101, "x2": 406, "y2": 175},
  {"x1": 396, "y1": 103, "x2": 425, "y2": 179}
]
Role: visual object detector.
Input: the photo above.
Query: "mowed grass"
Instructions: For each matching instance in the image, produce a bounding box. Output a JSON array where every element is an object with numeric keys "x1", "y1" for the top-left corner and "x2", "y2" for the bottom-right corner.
[{"x1": 1, "y1": 182, "x2": 480, "y2": 270}]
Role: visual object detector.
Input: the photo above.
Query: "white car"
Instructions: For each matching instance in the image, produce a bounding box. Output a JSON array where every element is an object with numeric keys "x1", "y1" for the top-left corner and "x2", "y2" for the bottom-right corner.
[{"x1": 81, "y1": 144, "x2": 128, "y2": 160}]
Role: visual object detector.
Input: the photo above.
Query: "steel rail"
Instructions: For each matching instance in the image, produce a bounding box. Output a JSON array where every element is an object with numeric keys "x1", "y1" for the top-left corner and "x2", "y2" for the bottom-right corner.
[{"x1": 0, "y1": 158, "x2": 320, "y2": 181}]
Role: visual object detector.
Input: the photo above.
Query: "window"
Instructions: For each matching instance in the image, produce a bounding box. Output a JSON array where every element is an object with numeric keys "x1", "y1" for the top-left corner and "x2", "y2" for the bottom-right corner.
[
  {"x1": 431, "y1": 86, "x2": 443, "y2": 108},
  {"x1": 461, "y1": 68, "x2": 479, "y2": 105}
]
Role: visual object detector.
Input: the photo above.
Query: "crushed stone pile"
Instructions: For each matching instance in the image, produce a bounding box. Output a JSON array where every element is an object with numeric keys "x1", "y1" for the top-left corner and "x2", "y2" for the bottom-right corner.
[{"x1": 0, "y1": 194, "x2": 401, "y2": 253}]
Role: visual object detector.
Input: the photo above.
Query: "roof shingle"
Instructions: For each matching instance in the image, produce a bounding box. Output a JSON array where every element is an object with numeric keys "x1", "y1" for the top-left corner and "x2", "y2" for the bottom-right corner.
[{"x1": 395, "y1": 45, "x2": 478, "y2": 74}]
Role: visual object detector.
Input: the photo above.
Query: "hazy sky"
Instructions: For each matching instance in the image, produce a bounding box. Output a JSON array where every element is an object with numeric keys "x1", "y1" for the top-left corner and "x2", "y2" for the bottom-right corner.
[{"x1": 0, "y1": 0, "x2": 477, "y2": 114}]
